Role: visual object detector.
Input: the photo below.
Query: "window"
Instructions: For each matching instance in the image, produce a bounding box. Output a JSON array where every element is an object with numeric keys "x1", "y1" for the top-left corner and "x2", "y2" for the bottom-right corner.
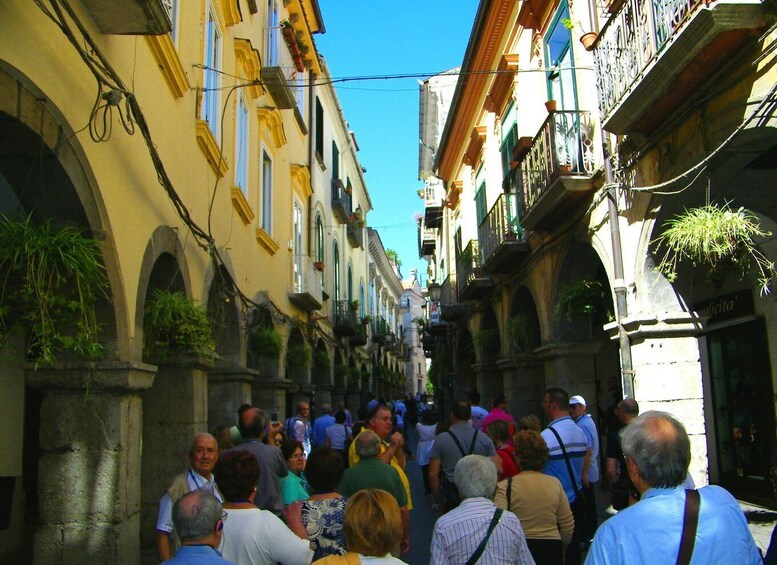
[
  {"x1": 162, "y1": 0, "x2": 179, "y2": 45},
  {"x1": 347, "y1": 264, "x2": 353, "y2": 303},
  {"x1": 295, "y1": 71, "x2": 305, "y2": 111},
  {"x1": 359, "y1": 283, "x2": 365, "y2": 318},
  {"x1": 333, "y1": 243, "x2": 341, "y2": 302},
  {"x1": 265, "y1": 0, "x2": 279, "y2": 66},
  {"x1": 261, "y1": 149, "x2": 273, "y2": 233},
  {"x1": 331, "y1": 141, "x2": 340, "y2": 180},
  {"x1": 475, "y1": 182, "x2": 487, "y2": 226},
  {"x1": 500, "y1": 101, "x2": 518, "y2": 179},
  {"x1": 316, "y1": 214, "x2": 325, "y2": 289},
  {"x1": 235, "y1": 93, "x2": 249, "y2": 193},
  {"x1": 315, "y1": 97, "x2": 324, "y2": 159},
  {"x1": 293, "y1": 200, "x2": 303, "y2": 291},
  {"x1": 545, "y1": 4, "x2": 577, "y2": 111},
  {"x1": 202, "y1": 3, "x2": 222, "y2": 137}
]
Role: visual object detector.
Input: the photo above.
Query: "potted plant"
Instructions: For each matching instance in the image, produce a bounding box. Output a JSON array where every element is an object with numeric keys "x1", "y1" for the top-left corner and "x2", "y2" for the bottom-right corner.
[
  {"x1": 144, "y1": 289, "x2": 216, "y2": 360},
  {"x1": 0, "y1": 215, "x2": 108, "y2": 365},
  {"x1": 554, "y1": 279, "x2": 604, "y2": 320},
  {"x1": 473, "y1": 328, "x2": 501, "y2": 360},
  {"x1": 580, "y1": 32, "x2": 598, "y2": 51},
  {"x1": 249, "y1": 326, "x2": 283, "y2": 359},
  {"x1": 545, "y1": 100, "x2": 557, "y2": 113},
  {"x1": 313, "y1": 261, "x2": 325, "y2": 272},
  {"x1": 653, "y1": 202, "x2": 776, "y2": 295},
  {"x1": 285, "y1": 344, "x2": 310, "y2": 372},
  {"x1": 350, "y1": 299, "x2": 360, "y2": 311}
]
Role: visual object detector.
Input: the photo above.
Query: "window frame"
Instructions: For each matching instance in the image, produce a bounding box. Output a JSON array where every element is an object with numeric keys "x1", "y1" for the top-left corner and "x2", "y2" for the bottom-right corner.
[
  {"x1": 235, "y1": 91, "x2": 249, "y2": 193},
  {"x1": 261, "y1": 148, "x2": 273, "y2": 234},
  {"x1": 202, "y1": 1, "x2": 222, "y2": 137}
]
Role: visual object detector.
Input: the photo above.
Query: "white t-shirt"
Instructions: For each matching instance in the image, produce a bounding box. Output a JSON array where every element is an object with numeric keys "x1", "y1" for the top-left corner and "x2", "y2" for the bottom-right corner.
[
  {"x1": 219, "y1": 507, "x2": 313, "y2": 565},
  {"x1": 358, "y1": 554, "x2": 406, "y2": 564}
]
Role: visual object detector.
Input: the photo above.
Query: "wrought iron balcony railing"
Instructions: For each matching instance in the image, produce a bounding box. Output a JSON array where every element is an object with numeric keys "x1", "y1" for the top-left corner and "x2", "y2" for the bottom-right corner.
[
  {"x1": 456, "y1": 240, "x2": 493, "y2": 301},
  {"x1": 418, "y1": 219, "x2": 437, "y2": 257},
  {"x1": 331, "y1": 179, "x2": 351, "y2": 224},
  {"x1": 371, "y1": 315, "x2": 388, "y2": 343},
  {"x1": 478, "y1": 193, "x2": 528, "y2": 273},
  {"x1": 594, "y1": 0, "x2": 765, "y2": 133},
  {"x1": 518, "y1": 111, "x2": 596, "y2": 229},
  {"x1": 288, "y1": 255, "x2": 323, "y2": 311},
  {"x1": 346, "y1": 220, "x2": 363, "y2": 248},
  {"x1": 333, "y1": 300, "x2": 357, "y2": 337}
]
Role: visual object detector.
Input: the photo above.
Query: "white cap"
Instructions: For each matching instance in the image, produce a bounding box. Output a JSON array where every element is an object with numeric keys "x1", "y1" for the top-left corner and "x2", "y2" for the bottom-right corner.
[{"x1": 569, "y1": 395, "x2": 586, "y2": 406}]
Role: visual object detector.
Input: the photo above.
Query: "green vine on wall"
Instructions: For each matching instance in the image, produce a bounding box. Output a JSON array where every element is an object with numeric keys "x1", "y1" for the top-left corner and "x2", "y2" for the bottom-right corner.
[
  {"x1": 250, "y1": 327, "x2": 283, "y2": 359},
  {"x1": 144, "y1": 289, "x2": 216, "y2": 360}
]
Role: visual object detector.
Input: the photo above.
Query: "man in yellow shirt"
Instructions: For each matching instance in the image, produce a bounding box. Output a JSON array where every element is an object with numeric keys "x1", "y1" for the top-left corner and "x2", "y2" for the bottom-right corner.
[{"x1": 349, "y1": 404, "x2": 413, "y2": 512}]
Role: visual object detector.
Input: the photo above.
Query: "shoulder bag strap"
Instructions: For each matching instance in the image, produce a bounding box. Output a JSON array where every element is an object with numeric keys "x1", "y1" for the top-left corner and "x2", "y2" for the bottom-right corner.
[
  {"x1": 465, "y1": 508, "x2": 504, "y2": 565},
  {"x1": 468, "y1": 429, "x2": 479, "y2": 454},
  {"x1": 548, "y1": 426, "x2": 581, "y2": 495},
  {"x1": 676, "y1": 489, "x2": 700, "y2": 565},
  {"x1": 506, "y1": 476, "x2": 513, "y2": 509},
  {"x1": 446, "y1": 429, "x2": 468, "y2": 458}
]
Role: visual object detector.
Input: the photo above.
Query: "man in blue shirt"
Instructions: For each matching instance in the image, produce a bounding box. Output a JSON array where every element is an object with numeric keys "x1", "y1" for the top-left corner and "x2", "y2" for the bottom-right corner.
[
  {"x1": 311, "y1": 403, "x2": 335, "y2": 447},
  {"x1": 569, "y1": 394, "x2": 599, "y2": 542},
  {"x1": 164, "y1": 490, "x2": 235, "y2": 564},
  {"x1": 585, "y1": 410, "x2": 761, "y2": 564},
  {"x1": 541, "y1": 387, "x2": 588, "y2": 565}
]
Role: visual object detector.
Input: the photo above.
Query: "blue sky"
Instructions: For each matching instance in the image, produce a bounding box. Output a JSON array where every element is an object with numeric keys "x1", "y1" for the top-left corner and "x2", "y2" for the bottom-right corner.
[{"x1": 314, "y1": 1, "x2": 477, "y2": 282}]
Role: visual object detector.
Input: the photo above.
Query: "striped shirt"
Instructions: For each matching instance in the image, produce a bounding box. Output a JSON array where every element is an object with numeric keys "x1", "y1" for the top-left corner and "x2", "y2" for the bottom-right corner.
[
  {"x1": 584, "y1": 485, "x2": 762, "y2": 564},
  {"x1": 541, "y1": 417, "x2": 587, "y2": 503},
  {"x1": 430, "y1": 497, "x2": 536, "y2": 564}
]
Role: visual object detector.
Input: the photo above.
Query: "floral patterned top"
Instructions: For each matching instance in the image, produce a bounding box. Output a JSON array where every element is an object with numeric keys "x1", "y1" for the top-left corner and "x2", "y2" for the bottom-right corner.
[{"x1": 301, "y1": 496, "x2": 348, "y2": 560}]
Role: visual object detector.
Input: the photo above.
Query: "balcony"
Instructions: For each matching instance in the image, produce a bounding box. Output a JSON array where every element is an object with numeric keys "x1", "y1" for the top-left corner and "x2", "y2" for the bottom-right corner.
[
  {"x1": 349, "y1": 322, "x2": 368, "y2": 346},
  {"x1": 418, "y1": 219, "x2": 437, "y2": 258},
  {"x1": 81, "y1": 0, "x2": 170, "y2": 34},
  {"x1": 333, "y1": 301, "x2": 357, "y2": 337},
  {"x1": 346, "y1": 219, "x2": 363, "y2": 248},
  {"x1": 424, "y1": 181, "x2": 445, "y2": 228},
  {"x1": 439, "y1": 275, "x2": 470, "y2": 322},
  {"x1": 288, "y1": 255, "x2": 323, "y2": 311},
  {"x1": 259, "y1": 66, "x2": 296, "y2": 110},
  {"x1": 594, "y1": 0, "x2": 766, "y2": 134},
  {"x1": 518, "y1": 111, "x2": 597, "y2": 231},
  {"x1": 479, "y1": 193, "x2": 528, "y2": 274},
  {"x1": 371, "y1": 315, "x2": 388, "y2": 344},
  {"x1": 456, "y1": 240, "x2": 493, "y2": 301},
  {"x1": 331, "y1": 179, "x2": 351, "y2": 224}
]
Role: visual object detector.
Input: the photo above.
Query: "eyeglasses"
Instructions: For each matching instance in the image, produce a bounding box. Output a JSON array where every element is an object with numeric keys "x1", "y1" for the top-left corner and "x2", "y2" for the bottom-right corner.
[
  {"x1": 289, "y1": 452, "x2": 306, "y2": 459},
  {"x1": 222, "y1": 510, "x2": 228, "y2": 521}
]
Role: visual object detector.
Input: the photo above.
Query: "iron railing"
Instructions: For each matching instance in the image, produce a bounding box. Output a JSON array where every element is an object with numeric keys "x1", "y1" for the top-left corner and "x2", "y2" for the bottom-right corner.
[
  {"x1": 456, "y1": 240, "x2": 482, "y2": 292},
  {"x1": 331, "y1": 179, "x2": 351, "y2": 224},
  {"x1": 594, "y1": 0, "x2": 706, "y2": 124},
  {"x1": 478, "y1": 193, "x2": 525, "y2": 265},
  {"x1": 518, "y1": 110, "x2": 595, "y2": 219}
]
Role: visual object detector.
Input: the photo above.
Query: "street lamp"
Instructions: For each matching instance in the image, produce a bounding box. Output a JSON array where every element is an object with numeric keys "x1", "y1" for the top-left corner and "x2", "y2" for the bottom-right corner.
[{"x1": 427, "y1": 282, "x2": 442, "y2": 303}]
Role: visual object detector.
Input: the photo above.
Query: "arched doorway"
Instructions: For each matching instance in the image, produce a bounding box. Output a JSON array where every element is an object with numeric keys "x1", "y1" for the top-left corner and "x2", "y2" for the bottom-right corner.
[{"x1": 506, "y1": 286, "x2": 544, "y2": 419}]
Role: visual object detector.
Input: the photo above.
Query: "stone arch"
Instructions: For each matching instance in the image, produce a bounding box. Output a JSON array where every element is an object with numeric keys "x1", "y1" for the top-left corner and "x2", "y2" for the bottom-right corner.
[
  {"x1": 245, "y1": 305, "x2": 279, "y2": 374},
  {"x1": 474, "y1": 308, "x2": 502, "y2": 405},
  {"x1": 205, "y1": 262, "x2": 242, "y2": 366},
  {"x1": 135, "y1": 226, "x2": 192, "y2": 362},
  {"x1": 0, "y1": 65, "x2": 128, "y2": 559},
  {"x1": 333, "y1": 348, "x2": 346, "y2": 391},
  {"x1": 285, "y1": 326, "x2": 308, "y2": 385},
  {"x1": 507, "y1": 286, "x2": 543, "y2": 356},
  {"x1": 547, "y1": 240, "x2": 619, "y2": 435}
]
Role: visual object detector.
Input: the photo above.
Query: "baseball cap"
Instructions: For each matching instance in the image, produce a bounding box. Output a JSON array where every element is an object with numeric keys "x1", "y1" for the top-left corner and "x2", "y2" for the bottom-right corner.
[{"x1": 569, "y1": 395, "x2": 586, "y2": 406}]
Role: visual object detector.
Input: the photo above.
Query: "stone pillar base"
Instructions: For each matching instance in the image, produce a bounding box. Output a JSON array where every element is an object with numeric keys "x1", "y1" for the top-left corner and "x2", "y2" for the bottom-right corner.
[
  {"x1": 472, "y1": 363, "x2": 503, "y2": 409},
  {"x1": 25, "y1": 362, "x2": 156, "y2": 565},
  {"x1": 535, "y1": 341, "x2": 601, "y2": 421},
  {"x1": 208, "y1": 367, "x2": 258, "y2": 430},
  {"x1": 498, "y1": 356, "x2": 544, "y2": 421}
]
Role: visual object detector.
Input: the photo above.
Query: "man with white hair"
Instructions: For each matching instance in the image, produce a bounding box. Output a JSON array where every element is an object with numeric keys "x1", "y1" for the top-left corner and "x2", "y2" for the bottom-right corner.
[
  {"x1": 156, "y1": 433, "x2": 223, "y2": 562},
  {"x1": 585, "y1": 411, "x2": 761, "y2": 564},
  {"x1": 430, "y1": 455, "x2": 535, "y2": 564}
]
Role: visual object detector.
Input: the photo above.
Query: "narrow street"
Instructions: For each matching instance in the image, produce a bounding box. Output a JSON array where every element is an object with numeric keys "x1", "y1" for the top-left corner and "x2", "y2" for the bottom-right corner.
[{"x1": 403, "y1": 425, "x2": 438, "y2": 565}]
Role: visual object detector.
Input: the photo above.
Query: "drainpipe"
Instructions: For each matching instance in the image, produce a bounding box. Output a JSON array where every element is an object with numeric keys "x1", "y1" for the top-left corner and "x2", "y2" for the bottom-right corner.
[{"x1": 603, "y1": 140, "x2": 635, "y2": 399}]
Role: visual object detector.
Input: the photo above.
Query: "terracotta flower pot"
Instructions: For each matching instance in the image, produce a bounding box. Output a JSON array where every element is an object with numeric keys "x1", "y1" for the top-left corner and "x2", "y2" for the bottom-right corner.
[
  {"x1": 580, "y1": 32, "x2": 598, "y2": 51},
  {"x1": 545, "y1": 100, "x2": 557, "y2": 113}
]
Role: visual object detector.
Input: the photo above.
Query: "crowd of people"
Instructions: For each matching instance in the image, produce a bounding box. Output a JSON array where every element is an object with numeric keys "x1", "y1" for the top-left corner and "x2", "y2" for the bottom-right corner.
[{"x1": 155, "y1": 389, "x2": 767, "y2": 565}]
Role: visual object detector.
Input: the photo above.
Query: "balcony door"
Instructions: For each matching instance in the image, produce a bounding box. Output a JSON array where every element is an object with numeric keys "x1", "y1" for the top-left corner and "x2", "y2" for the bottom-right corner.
[{"x1": 293, "y1": 200, "x2": 303, "y2": 292}]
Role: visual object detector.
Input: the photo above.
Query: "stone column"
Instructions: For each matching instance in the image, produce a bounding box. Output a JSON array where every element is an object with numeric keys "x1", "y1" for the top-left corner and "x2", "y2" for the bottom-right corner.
[
  {"x1": 619, "y1": 314, "x2": 708, "y2": 485},
  {"x1": 140, "y1": 356, "x2": 211, "y2": 557},
  {"x1": 498, "y1": 355, "x2": 545, "y2": 421},
  {"x1": 535, "y1": 341, "x2": 601, "y2": 421},
  {"x1": 252, "y1": 378, "x2": 292, "y2": 420},
  {"x1": 207, "y1": 367, "x2": 257, "y2": 430},
  {"x1": 26, "y1": 362, "x2": 156, "y2": 565},
  {"x1": 473, "y1": 362, "x2": 503, "y2": 408}
]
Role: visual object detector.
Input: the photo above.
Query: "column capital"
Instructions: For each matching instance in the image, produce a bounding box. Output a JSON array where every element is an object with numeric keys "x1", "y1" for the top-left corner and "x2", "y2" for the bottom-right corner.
[
  {"x1": 605, "y1": 312, "x2": 706, "y2": 341},
  {"x1": 534, "y1": 341, "x2": 601, "y2": 360},
  {"x1": 25, "y1": 361, "x2": 156, "y2": 393}
]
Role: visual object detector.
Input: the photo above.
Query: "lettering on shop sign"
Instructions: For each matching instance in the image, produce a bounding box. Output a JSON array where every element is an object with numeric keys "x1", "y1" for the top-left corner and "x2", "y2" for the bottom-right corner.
[{"x1": 693, "y1": 289, "x2": 754, "y2": 326}]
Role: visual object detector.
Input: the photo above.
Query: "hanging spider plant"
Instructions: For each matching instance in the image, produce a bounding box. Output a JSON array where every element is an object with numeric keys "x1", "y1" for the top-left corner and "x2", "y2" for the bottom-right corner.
[{"x1": 653, "y1": 202, "x2": 776, "y2": 295}]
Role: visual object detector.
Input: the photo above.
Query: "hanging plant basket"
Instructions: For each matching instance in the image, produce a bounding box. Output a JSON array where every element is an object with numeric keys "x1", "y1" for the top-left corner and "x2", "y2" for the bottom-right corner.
[
  {"x1": 554, "y1": 279, "x2": 604, "y2": 320},
  {"x1": 580, "y1": 32, "x2": 598, "y2": 51},
  {"x1": 653, "y1": 202, "x2": 776, "y2": 295},
  {"x1": 144, "y1": 289, "x2": 216, "y2": 360}
]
